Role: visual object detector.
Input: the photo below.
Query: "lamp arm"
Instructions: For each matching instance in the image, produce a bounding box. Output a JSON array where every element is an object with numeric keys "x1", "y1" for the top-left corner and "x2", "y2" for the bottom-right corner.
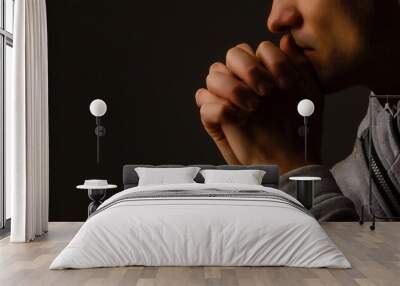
[
  {"x1": 96, "y1": 117, "x2": 100, "y2": 163},
  {"x1": 94, "y1": 116, "x2": 106, "y2": 164},
  {"x1": 304, "y1": 116, "x2": 308, "y2": 164}
]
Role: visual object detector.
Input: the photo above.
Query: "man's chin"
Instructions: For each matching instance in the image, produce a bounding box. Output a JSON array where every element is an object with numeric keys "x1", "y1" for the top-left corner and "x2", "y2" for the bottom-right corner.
[
  {"x1": 299, "y1": 54, "x2": 348, "y2": 93},
  {"x1": 301, "y1": 50, "x2": 360, "y2": 93}
]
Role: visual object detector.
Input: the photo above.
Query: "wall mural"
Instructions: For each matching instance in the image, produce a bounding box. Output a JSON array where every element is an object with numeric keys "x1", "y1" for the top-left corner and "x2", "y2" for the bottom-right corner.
[{"x1": 46, "y1": 0, "x2": 399, "y2": 222}]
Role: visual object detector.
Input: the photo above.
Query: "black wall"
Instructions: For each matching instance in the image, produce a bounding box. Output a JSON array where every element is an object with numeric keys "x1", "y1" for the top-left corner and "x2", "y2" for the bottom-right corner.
[{"x1": 47, "y1": 0, "x2": 368, "y2": 221}]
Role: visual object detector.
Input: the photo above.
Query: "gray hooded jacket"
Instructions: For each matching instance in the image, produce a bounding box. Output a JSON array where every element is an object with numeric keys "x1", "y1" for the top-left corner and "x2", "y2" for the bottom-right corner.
[
  {"x1": 332, "y1": 95, "x2": 400, "y2": 219},
  {"x1": 281, "y1": 94, "x2": 400, "y2": 221}
]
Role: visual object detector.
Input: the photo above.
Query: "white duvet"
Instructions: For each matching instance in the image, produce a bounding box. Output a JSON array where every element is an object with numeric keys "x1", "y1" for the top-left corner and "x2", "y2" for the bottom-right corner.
[{"x1": 50, "y1": 183, "x2": 351, "y2": 269}]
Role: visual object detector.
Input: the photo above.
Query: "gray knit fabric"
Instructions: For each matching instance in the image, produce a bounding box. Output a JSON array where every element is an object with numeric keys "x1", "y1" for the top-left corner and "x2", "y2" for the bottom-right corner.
[{"x1": 332, "y1": 96, "x2": 400, "y2": 219}]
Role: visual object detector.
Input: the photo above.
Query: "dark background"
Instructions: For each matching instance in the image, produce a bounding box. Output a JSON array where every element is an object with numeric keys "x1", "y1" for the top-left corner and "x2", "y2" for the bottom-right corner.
[{"x1": 46, "y1": 0, "x2": 369, "y2": 221}]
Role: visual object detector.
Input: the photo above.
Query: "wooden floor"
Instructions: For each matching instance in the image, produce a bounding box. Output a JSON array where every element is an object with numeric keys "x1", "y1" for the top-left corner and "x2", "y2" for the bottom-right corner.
[{"x1": 0, "y1": 222, "x2": 399, "y2": 286}]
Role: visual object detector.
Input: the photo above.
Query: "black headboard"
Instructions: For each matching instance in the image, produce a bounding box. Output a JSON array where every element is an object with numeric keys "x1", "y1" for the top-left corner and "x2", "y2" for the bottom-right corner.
[{"x1": 123, "y1": 164, "x2": 280, "y2": 189}]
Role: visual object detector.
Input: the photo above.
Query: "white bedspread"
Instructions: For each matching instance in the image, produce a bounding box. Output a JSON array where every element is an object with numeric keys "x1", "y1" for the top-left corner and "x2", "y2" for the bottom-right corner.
[{"x1": 50, "y1": 183, "x2": 351, "y2": 269}]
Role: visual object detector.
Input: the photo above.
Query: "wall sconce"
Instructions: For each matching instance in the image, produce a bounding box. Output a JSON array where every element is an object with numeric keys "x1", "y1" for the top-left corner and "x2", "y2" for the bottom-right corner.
[
  {"x1": 297, "y1": 99, "x2": 315, "y2": 164},
  {"x1": 89, "y1": 99, "x2": 107, "y2": 163}
]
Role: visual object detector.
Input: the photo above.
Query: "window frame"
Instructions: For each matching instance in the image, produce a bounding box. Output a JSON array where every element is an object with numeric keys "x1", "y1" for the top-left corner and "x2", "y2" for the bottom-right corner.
[{"x1": 0, "y1": 0, "x2": 14, "y2": 230}]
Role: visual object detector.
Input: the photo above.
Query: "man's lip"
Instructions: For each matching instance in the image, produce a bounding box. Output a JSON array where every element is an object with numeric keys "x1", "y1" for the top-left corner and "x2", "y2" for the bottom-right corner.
[
  {"x1": 296, "y1": 43, "x2": 314, "y2": 51},
  {"x1": 296, "y1": 44, "x2": 315, "y2": 55},
  {"x1": 301, "y1": 47, "x2": 314, "y2": 53}
]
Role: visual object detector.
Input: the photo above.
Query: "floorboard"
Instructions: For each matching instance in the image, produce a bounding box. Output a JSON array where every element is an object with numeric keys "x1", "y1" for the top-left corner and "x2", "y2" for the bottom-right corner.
[{"x1": 0, "y1": 222, "x2": 399, "y2": 286}]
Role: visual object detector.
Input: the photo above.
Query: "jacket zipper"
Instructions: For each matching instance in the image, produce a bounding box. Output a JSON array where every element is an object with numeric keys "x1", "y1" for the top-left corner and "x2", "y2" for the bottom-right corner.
[{"x1": 361, "y1": 128, "x2": 400, "y2": 216}]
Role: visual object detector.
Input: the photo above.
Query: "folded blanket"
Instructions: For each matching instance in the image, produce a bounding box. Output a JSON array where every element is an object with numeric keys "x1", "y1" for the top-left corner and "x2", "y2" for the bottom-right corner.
[{"x1": 91, "y1": 188, "x2": 311, "y2": 218}]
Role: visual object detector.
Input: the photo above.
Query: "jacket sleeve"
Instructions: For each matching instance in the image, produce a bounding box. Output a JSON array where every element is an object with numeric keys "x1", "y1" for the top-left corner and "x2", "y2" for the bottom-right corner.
[{"x1": 280, "y1": 165, "x2": 359, "y2": 222}]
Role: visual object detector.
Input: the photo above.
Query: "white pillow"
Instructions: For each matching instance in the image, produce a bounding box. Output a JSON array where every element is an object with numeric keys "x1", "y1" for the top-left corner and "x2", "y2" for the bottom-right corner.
[
  {"x1": 200, "y1": 169, "x2": 266, "y2": 185},
  {"x1": 135, "y1": 167, "x2": 201, "y2": 186}
]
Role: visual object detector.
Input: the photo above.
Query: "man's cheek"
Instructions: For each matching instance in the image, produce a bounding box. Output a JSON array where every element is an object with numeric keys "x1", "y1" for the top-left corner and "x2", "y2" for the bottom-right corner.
[{"x1": 301, "y1": 50, "x2": 323, "y2": 75}]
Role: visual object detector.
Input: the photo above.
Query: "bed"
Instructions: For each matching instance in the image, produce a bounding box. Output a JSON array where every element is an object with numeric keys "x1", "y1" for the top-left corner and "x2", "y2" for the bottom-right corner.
[{"x1": 50, "y1": 165, "x2": 350, "y2": 269}]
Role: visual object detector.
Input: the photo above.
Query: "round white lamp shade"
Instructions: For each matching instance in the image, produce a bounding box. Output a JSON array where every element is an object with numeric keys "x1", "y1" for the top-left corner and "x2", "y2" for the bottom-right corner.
[
  {"x1": 90, "y1": 99, "x2": 107, "y2": 117},
  {"x1": 297, "y1": 99, "x2": 315, "y2": 117}
]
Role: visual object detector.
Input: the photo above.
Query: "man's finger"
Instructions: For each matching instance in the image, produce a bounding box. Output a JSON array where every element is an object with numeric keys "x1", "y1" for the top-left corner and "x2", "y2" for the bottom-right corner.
[
  {"x1": 236, "y1": 43, "x2": 255, "y2": 56},
  {"x1": 280, "y1": 35, "x2": 310, "y2": 74},
  {"x1": 206, "y1": 71, "x2": 262, "y2": 112},
  {"x1": 226, "y1": 46, "x2": 274, "y2": 96},
  {"x1": 195, "y1": 88, "x2": 215, "y2": 107},
  {"x1": 256, "y1": 41, "x2": 299, "y2": 91},
  {"x1": 209, "y1": 62, "x2": 232, "y2": 75},
  {"x1": 196, "y1": 88, "x2": 232, "y2": 107},
  {"x1": 196, "y1": 88, "x2": 247, "y2": 120},
  {"x1": 199, "y1": 102, "x2": 241, "y2": 164},
  {"x1": 280, "y1": 34, "x2": 321, "y2": 97}
]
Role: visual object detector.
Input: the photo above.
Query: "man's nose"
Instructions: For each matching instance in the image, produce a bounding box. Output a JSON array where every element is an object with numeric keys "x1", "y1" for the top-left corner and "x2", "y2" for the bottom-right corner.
[{"x1": 267, "y1": 2, "x2": 302, "y2": 33}]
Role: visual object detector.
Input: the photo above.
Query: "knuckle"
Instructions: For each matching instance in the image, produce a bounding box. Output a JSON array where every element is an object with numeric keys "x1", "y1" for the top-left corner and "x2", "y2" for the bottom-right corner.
[
  {"x1": 195, "y1": 88, "x2": 204, "y2": 96},
  {"x1": 226, "y1": 47, "x2": 239, "y2": 63},
  {"x1": 257, "y1": 41, "x2": 274, "y2": 52},
  {"x1": 209, "y1": 62, "x2": 223, "y2": 73},
  {"x1": 205, "y1": 73, "x2": 214, "y2": 88},
  {"x1": 236, "y1": 43, "x2": 252, "y2": 51},
  {"x1": 194, "y1": 89, "x2": 203, "y2": 105}
]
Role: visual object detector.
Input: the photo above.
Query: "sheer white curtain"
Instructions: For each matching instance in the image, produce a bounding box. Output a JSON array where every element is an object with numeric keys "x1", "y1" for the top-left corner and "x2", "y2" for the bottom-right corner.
[{"x1": 6, "y1": 0, "x2": 49, "y2": 242}]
